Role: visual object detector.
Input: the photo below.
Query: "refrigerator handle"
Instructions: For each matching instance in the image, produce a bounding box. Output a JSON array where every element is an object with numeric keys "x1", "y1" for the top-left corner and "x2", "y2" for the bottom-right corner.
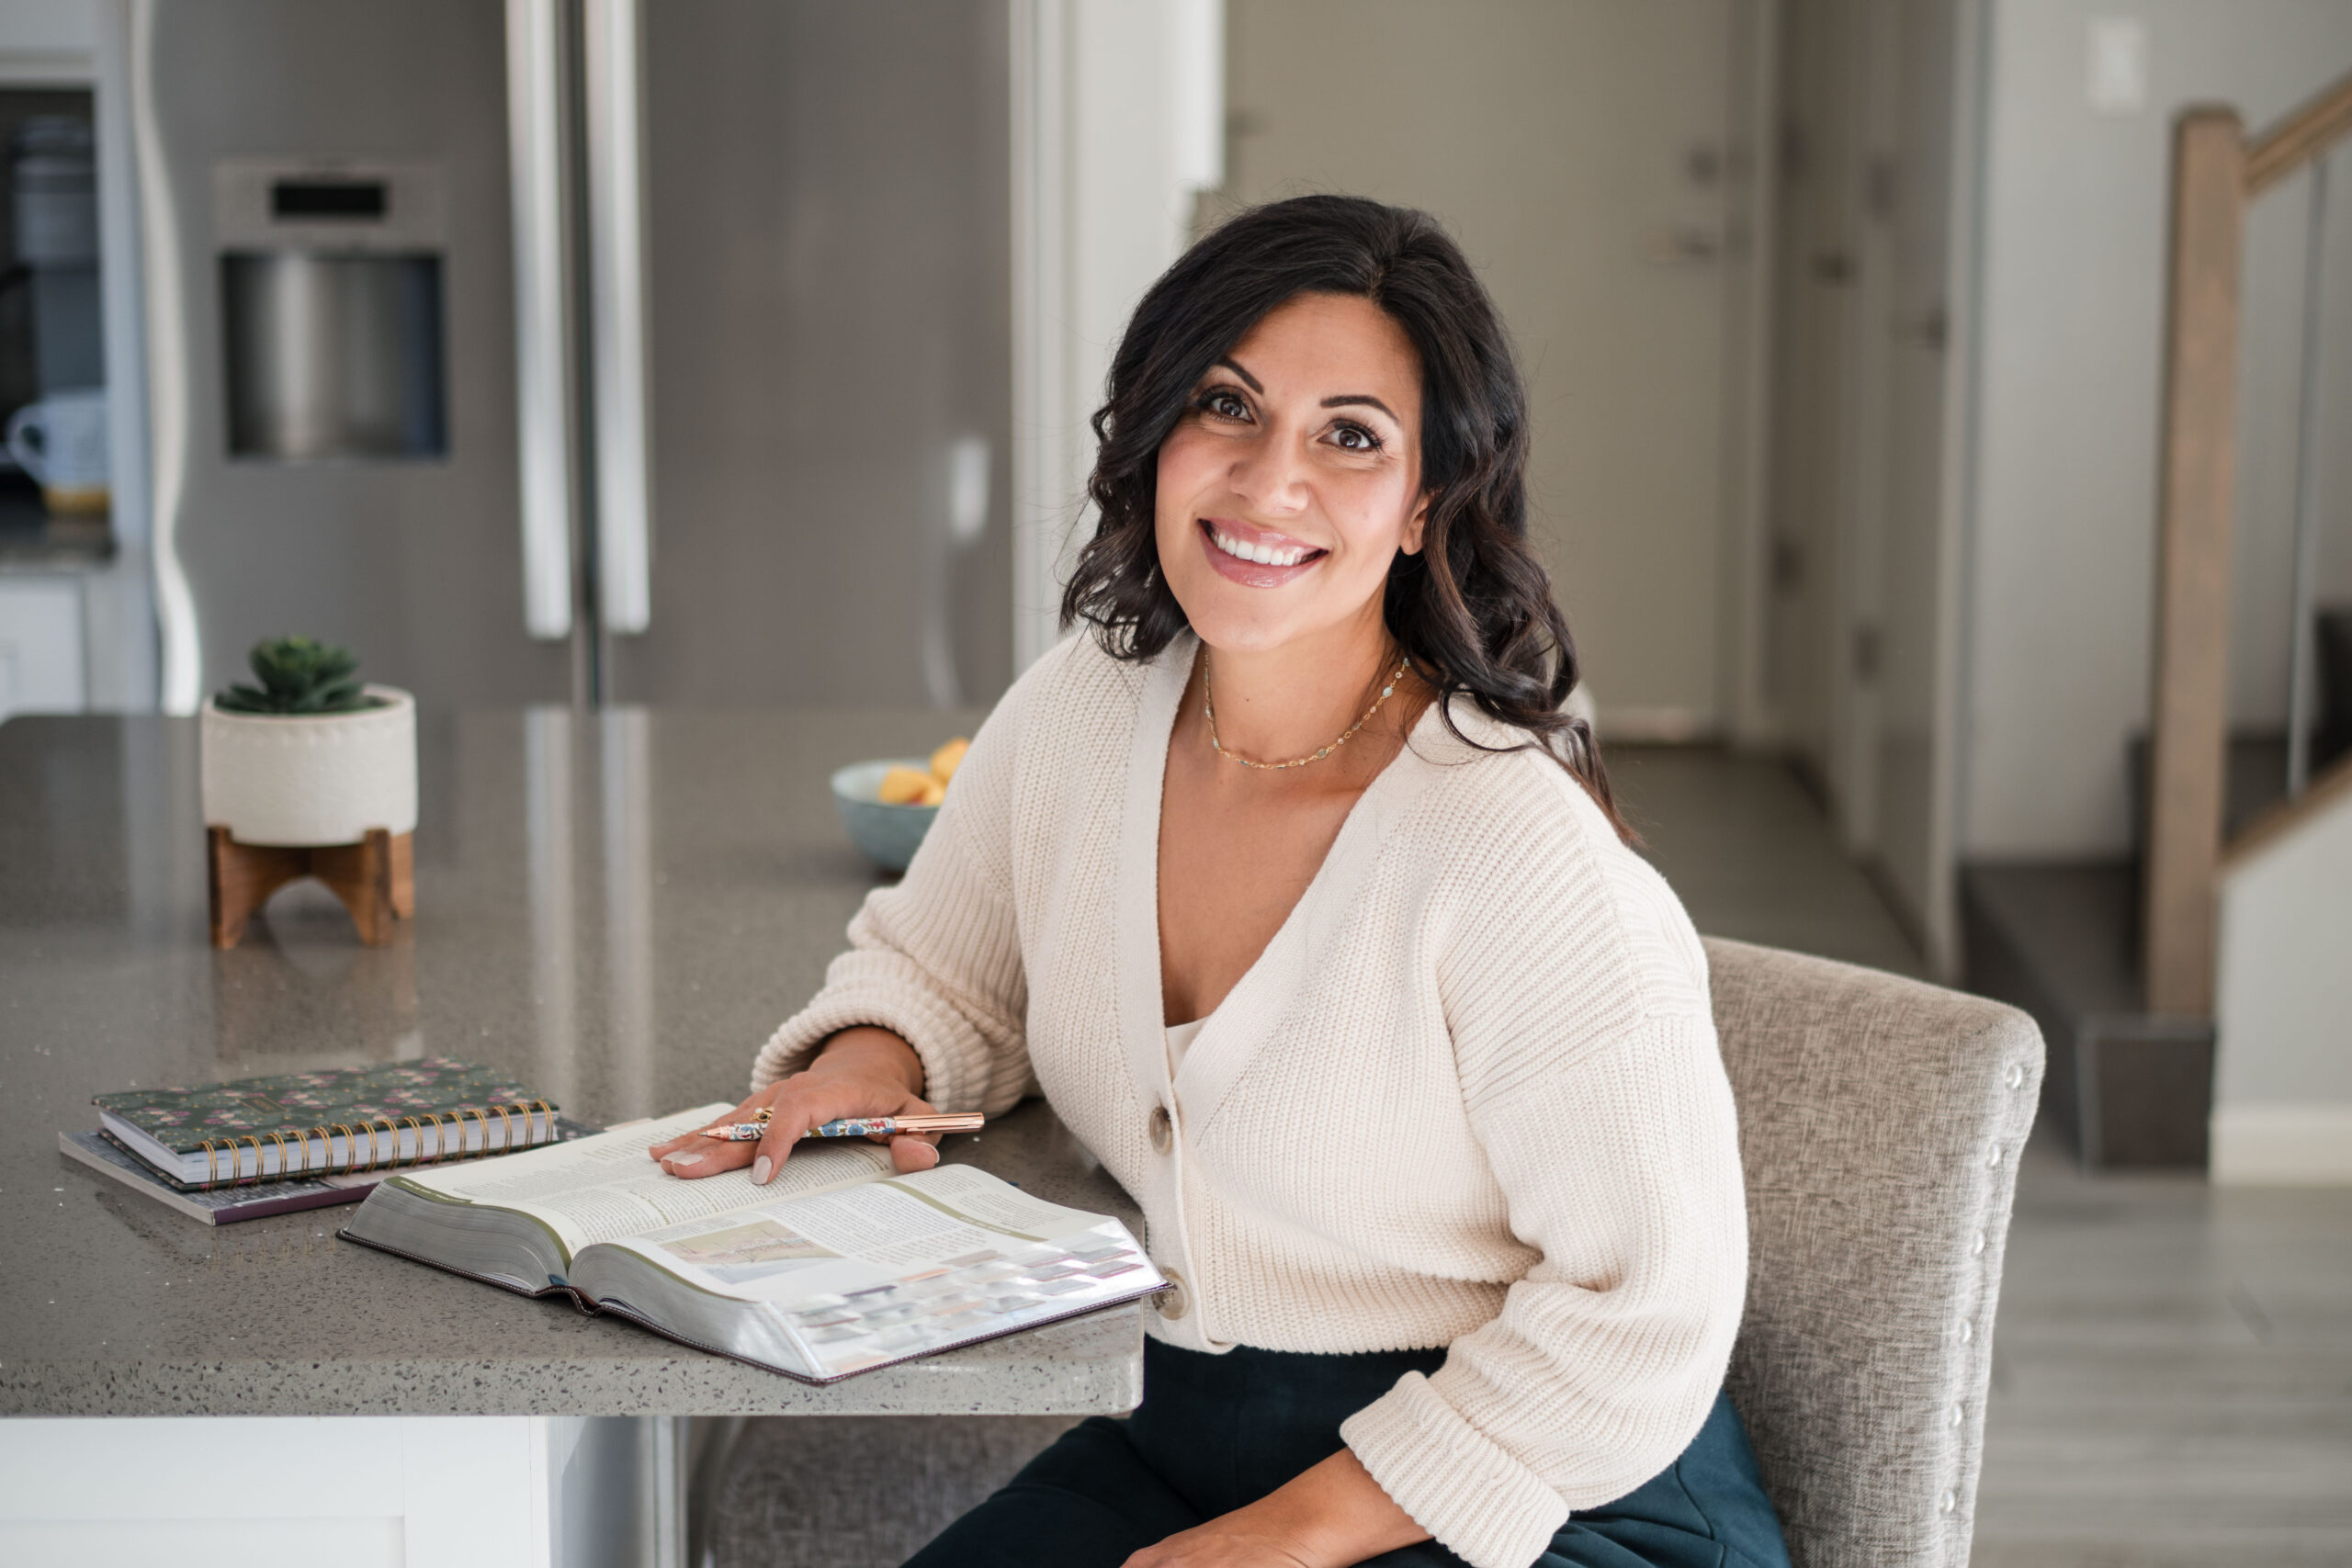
[
  {"x1": 507, "y1": 0, "x2": 576, "y2": 641},
  {"x1": 584, "y1": 0, "x2": 653, "y2": 635},
  {"x1": 128, "y1": 0, "x2": 204, "y2": 713}
]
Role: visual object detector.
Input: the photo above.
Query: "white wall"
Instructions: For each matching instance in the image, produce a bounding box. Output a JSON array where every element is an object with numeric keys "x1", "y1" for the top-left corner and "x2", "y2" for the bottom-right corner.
[
  {"x1": 1011, "y1": 0, "x2": 1223, "y2": 671},
  {"x1": 2211, "y1": 784, "x2": 2352, "y2": 1184},
  {"x1": 1963, "y1": 1, "x2": 2352, "y2": 857},
  {"x1": 1214, "y1": 0, "x2": 1758, "y2": 739}
]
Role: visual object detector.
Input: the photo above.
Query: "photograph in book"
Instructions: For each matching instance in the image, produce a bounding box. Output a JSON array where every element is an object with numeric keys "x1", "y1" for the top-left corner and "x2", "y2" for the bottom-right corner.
[{"x1": 339, "y1": 1105, "x2": 1166, "y2": 1382}]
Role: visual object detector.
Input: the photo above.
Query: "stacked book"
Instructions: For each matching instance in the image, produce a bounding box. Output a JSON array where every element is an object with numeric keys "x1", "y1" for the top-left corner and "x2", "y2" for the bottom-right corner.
[{"x1": 58, "y1": 1058, "x2": 579, "y2": 1224}]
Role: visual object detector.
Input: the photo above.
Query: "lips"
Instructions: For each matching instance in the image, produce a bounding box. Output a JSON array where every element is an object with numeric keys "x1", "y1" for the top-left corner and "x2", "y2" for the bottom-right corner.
[{"x1": 1198, "y1": 517, "x2": 1327, "y2": 587}]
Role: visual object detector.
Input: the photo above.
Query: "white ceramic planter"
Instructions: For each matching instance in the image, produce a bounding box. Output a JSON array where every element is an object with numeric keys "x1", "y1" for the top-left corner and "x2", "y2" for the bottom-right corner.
[{"x1": 199, "y1": 684, "x2": 418, "y2": 847}]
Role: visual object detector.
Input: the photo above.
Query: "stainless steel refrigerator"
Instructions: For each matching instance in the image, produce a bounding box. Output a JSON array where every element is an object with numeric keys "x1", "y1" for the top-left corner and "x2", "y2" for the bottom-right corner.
[{"x1": 133, "y1": 0, "x2": 1012, "y2": 714}]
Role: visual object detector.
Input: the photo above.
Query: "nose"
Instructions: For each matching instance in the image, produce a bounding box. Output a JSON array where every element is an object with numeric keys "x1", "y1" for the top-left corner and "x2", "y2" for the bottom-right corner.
[{"x1": 1226, "y1": 430, "x2": 1311, "y2": 515}]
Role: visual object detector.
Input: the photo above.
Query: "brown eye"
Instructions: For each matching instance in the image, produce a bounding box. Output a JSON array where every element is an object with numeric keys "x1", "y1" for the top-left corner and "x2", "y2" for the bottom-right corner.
[
  {"x1": 1330, "y1": 422, "x2": 1382, "y2": 453},
  {"x1": 1200, "y1": 389, "x2": 1250, "y2": 421}
]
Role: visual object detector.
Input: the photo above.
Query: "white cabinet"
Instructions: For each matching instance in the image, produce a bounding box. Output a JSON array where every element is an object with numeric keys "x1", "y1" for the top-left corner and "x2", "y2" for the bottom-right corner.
[
  {"x1": 0, "y1": 577, "x2": 88, "y2": 721},
  {"x1": 0, "y1": 1416, "x2": 681, "y2": 1568}
]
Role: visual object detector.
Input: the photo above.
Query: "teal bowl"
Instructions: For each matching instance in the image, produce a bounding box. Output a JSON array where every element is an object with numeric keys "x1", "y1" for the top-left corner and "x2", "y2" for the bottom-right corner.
[{"x1": 830, "y1": 759, "x2": 939, "y2": 873}]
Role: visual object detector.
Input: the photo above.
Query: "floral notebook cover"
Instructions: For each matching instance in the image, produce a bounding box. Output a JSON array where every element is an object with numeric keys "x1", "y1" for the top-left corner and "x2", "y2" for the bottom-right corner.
[{"x1": 95, "y1": 1058, "x2": 554, "y2": 1152}]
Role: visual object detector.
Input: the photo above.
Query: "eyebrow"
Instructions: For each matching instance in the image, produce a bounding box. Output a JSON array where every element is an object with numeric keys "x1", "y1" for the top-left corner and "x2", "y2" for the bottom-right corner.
[
  {"x1": 1214, "y1": 356, "x2": 1262, "y2": 392},
  {"x1": 1213, "y1": 357, "x2": 1400, "y2": 423}
]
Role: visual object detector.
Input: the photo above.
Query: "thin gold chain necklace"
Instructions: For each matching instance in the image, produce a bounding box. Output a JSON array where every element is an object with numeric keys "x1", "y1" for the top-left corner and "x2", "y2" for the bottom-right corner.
[{"x1": 1203, "y1": 649, "x2": 1412, "y2": 771}]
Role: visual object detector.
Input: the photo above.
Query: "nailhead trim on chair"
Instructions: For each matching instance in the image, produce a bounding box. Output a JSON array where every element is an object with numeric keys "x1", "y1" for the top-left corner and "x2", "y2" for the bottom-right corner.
[
  {"x1": 1708, "y1": 937, "x2": 2044, "y2": 1568},
  {"x1": 1933, "y1": 1056, "x2": 2039, "y2": 1562}
]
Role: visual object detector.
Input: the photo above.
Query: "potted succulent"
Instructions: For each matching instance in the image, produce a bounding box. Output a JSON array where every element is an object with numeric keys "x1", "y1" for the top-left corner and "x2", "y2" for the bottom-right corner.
[{"x1": 199, "y1": 637, "x2": 417, "y2": 947}]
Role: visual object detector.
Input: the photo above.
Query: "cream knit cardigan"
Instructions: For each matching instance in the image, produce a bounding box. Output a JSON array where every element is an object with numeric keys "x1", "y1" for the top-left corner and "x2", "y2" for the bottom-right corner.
[{"x1": 752, "y1": 634, "x2": 1747, "y2": 1568}]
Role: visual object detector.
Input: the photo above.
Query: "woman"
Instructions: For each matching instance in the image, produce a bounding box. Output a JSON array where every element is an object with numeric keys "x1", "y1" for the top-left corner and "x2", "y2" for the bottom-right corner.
[{"x1": 653, "y1": 195, "x2": 1789, "y2": 1568}]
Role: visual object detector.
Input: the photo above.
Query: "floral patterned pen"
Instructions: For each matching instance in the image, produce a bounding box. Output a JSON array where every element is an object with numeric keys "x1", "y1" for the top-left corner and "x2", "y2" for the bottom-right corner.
[{"x1": 696, "y1": 1107, "x2": 986, "y2": 1142}]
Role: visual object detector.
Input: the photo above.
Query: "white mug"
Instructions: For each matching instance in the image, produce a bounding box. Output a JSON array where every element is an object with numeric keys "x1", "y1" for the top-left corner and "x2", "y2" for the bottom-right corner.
[{"x1": 6, "y1": 388, "x2": 110, "y2": 514}]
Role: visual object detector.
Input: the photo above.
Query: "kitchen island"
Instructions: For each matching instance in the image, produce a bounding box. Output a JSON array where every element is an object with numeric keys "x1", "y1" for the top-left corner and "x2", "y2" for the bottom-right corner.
[{"x1": 0, "y1": 710, "x2": 1143, "y2": 1562}]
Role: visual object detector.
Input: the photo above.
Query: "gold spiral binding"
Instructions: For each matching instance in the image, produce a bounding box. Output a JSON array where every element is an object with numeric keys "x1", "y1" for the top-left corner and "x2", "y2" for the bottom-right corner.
[
  {"x1": 303, "y1": 1123, "x2": 331, "y2": 1175},
  {"x1": 327, "y1": 1122, "x2": 356, "y2": 1175},
  {"x1": 396, "y1": 1115, "x2": 422, "y2": 1168},
  {"x1": 435, "y1": 1109, "x2": 467, "y2": 1163},
  {"x1": 464, "y1": 1105, "x2": 493, "y2": 1161},
  {"x1": 489, "y1": 1101, "x2": 515, "y2": 1156},
  {"x1": 266, "y1": 1128, "x2": 292, "y2": 1179},
  {"x1": 237, "y1": 1134, "x2": 264, "y2": 1186},
  {"x1": 369, "y1": 1115, "x2": 398, "y2": 1170},
  {"x1": 198, "y1": 1138, "x2": 220, "y2": 1186},
  {"x1": 525, "y1": 1099, "x2": 554, "y2": 1146}
]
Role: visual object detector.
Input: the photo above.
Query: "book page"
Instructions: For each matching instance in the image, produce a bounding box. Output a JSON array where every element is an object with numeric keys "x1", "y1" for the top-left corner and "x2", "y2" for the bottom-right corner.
[
  {"x1": 392, "y1": 1105, "x2": 896, "y2": 1254},
  {"x1": 597, "y1": 1162, "x2": 1161, "y2": 1378}
]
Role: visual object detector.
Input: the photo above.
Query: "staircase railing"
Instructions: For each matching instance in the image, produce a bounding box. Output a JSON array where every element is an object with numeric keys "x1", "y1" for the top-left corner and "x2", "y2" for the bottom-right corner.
[{"x1": 2146, "y1": 70, "x2": 2352, "y2": 1017}]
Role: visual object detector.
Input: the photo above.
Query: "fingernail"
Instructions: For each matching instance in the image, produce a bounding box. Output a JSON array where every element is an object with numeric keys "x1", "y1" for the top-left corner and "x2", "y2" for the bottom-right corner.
[
  {"x1": 752, "y1": 1156, "x2": 773, "y2": 1185},
  {"x1": 669, "y1": 1152, "x2": 705, "y2": 1168},
  {"x1": 910, "y1": 1142, "x2": 940, "y2": 1169}
]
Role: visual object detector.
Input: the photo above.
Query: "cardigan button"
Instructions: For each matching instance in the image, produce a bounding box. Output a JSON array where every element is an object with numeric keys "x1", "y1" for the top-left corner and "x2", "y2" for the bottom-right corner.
[
  {"x1": 1155, "y1": 1269, "x2": 1189, "y2": 1320},
  {"x1": 1148, "y1": 1104, "x2": 1173, "y2": 1155}
]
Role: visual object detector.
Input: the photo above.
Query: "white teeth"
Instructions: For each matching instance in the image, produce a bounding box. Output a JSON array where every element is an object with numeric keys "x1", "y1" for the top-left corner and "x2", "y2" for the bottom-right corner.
[{"x1": 1211, "y1": 527, "x2": 1310, "y2": 568}]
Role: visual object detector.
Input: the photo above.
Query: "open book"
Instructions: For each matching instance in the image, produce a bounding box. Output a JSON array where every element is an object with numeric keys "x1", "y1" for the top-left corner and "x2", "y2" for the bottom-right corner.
[{"x1": 340, "y1": 1105, "x2": 1165, "y2": 1382}]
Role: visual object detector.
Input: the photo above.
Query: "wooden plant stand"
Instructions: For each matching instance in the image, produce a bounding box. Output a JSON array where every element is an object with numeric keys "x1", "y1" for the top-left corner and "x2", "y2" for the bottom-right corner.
[{"x1": 208, "y1": 827, "x2": 415, "y2": 949}]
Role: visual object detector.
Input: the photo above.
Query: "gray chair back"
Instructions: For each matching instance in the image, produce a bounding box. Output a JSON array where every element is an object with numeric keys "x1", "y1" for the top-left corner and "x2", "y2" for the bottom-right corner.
[{"x1": 1706, "y1": 937, "x2": 2042, "y2": 1568}]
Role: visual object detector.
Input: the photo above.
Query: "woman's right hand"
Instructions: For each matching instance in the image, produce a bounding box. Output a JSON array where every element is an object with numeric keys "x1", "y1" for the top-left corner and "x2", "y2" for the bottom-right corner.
[{"x1": 647, "y1": 1026, "x2": 940, "y2": 1182}]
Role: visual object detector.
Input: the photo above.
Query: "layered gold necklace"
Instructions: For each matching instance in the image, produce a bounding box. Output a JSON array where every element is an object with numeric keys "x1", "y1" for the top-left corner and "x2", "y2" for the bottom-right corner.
[{"x1": 1203, "y1": 649, "x2": 1413, "y2": 771}]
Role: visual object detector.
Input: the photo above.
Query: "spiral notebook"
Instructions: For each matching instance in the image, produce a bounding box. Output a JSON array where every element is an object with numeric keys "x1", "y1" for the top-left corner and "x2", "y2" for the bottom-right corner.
[{"x1": 92, "y1": 1057, "x2": 561, "y2": 1188}]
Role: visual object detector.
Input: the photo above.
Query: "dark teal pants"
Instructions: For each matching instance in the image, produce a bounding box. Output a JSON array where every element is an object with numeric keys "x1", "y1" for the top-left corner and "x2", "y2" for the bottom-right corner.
[{"x1": 905, "y1": 1338, "x2": 1791, "y2": 1568}]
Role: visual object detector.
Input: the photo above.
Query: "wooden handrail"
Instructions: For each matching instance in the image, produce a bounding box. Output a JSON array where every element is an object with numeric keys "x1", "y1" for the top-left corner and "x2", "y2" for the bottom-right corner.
[
  {"x1": 2143, "y1": 71, "x2": 2352, "y2": 1016},
  {"x1": 2143, "y1": 108, "x2": 2245, "y2": 1018},
  {"x1": 2247, "y1": 70, "x2": 2352, "y2": 196},
  {"x1": 2223, "y1": 751, "x2": 2352, "y2": 872}
]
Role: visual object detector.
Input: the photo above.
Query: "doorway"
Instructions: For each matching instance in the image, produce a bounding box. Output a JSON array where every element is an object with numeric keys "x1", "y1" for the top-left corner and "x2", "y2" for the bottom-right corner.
[
  {"x1": 1216, "y1": 0, "x2": 1977, "y2": 972},
  {"x1": 1216, "y1": 0, "x2": 1765, "y2": 739},
  {"x1": 1767, "y1": 0, "x2": 1977, "y2": 971}
]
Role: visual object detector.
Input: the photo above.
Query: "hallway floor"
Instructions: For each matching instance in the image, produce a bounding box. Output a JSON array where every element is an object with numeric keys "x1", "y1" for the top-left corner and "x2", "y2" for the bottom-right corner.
[{"x1": 1612, "y1": 746, "x2": 2352, "y2": 1568}]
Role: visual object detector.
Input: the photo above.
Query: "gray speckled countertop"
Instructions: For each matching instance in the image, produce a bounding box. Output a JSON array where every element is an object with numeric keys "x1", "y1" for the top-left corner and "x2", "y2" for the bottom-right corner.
[{"x1": 0, "y1": 711, "x2": 1145, "y2": 1416}]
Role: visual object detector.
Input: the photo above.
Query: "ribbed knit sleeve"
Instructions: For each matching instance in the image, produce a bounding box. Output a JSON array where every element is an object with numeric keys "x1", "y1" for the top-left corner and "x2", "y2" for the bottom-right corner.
[
  {"x1": 748, "y1": 660, "x2": 1039, "y2": 1116},
  {"x1": 1340, "y1": 763, "x2": 1747, "y2": 1568}
]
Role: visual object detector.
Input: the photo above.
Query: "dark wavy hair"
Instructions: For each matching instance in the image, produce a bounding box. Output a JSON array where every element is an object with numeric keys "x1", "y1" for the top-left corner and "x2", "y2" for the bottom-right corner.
[{"x1": 1059, "y1": 193, "x2": 1632, "y2": 841}]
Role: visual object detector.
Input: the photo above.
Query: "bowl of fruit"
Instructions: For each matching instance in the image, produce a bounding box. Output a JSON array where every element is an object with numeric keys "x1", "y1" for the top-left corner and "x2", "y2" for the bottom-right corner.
[{"x1": 829, "y1": 738, "x2": 969, "y2": 873}]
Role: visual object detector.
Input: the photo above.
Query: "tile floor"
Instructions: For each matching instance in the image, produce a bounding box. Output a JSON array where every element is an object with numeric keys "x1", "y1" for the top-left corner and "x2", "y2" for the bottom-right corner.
[{"x1": 1611, "y1": 746, "x2": 2352, "y2": 1567}]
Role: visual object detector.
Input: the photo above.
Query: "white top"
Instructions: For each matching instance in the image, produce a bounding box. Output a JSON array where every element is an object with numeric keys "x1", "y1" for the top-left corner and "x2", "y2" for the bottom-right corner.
[
  {"x1": 1163, "y1": 1016, "x2": 1206, "y2": 1077},
  {"x1": 752, "y1": 633, "x2": 1746, "y2": 1568}
]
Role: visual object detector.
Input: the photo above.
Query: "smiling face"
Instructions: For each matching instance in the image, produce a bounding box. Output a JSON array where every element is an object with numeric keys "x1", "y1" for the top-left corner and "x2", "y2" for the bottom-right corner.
[{"x1": 1154, "y1": 291, "x2": 1430, "y2": 658}]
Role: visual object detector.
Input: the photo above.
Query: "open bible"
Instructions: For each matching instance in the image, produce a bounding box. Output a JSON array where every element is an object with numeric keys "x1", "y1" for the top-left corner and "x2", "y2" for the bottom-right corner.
[{"x1": 340, "y1": 1105, "x2": 1164, "y2": 1382}]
